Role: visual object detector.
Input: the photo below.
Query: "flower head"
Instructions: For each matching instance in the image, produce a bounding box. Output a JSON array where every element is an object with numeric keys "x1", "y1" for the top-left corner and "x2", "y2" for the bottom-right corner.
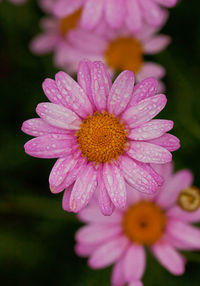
[
  {"x1": 53, "y1": 0, "x2": 177, "y2": 31},
  {"x1": 59, "y1": 23, "x2": 170, "y2": 90},
  {"x1": 22, "y1": 60, "x2": 179, "y2": 214},
  {"x1": 75, "y1": 163, "x2": 200, "y2": 285}
]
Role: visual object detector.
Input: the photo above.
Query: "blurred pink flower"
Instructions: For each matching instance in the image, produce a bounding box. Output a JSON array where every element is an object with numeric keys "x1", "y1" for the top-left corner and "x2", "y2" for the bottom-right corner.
[
  {"x1": 53, "y1": 0, "x2": 178, "y2": 31},
  {"x1": 58, "y1": 23, "x2": 171, "y2": 89},
  {"x1": 22, "y1": 60, "x2": 179, "y2": 214},
  {"x1": 75, "y1": 163, "x2": 200, "y2": 286}
]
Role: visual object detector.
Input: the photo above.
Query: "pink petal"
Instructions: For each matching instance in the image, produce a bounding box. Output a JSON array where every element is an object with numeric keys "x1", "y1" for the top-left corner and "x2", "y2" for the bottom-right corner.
[
  {"x1": 155, "y1": 169, "x2": 193, "y2": 209},
  {"x1": 69, "y1": 164, "x2": 97, "y2": 213},
  {"x1": 55, "y1": 71, "x2": 93, "y2": 118},
  {"x1": 42, "y1": 78, "x2": 68, "y2": 107},
  {"x1": 21, "y1": 118, "x2": 67, "y2": 137},
  {"x1": 103, "y1": 163, "x2": 126, "y2": 210},
  {"x1": 81, "y1": 0, "x2": 104, "y2": 30},
  {"x1": 130, "y1": 77, "x2": 158, "y2": 107},
  {"x1": 123, "y1": 244, "x2": 146, "y2": 281},
  {"x1": 108, "y1": 71, "x2": 135, "y2": 116},
  {"x1": 143, "y1": 35, "x2": 171, "y2": 54},
  {"x1": 53, "y1": 0, "x2": 82, "y2": 17},
  {"x1": 154, "y1": 0, "x2": 178, "y2": 8},
  {"x1": 36, "y1": 102, "x2": 81, "y2": 130},
  {"x1": 111, "y1": 258, "x2": 126, "y2": 286},
  {"x1": 24, "y1": 134, "x2": 73, "y2": 158},
  {"x1": 89, "y1": 235, "x2": 129, "y2": 269},
  {"x1": 105, "y1": 0, "x2": 125, "y2": 29},
  {"x1": 75, "y1": 242, "x2": 97, "y2": 257},
  {"x1": 120, "y1": 155, "x2": 159, "y2": 194},
  {"x1": 128, "y1": 281, "x2": 143, "y2": 286},
  {"x1": 126, "y1": 0, "x2": 142, "y2": 32},
  {"x1": 122, "y1": 94, "x2": 167, "y2": 128},
  {"x1": 151, "y1": 162, "x2": 173, "y2": 180},
  {"x1": 98, "y1": 175, "x2": 115, "y2": 216},
  {"x1": 148, "y1": 133, "x2": 180, "y2": 152},
  {"x1": 151, "y1": 242, "x2": 185, "y2": 275},
  {"x1": 49, "y1": 155, "x2": 78, "y2": 192},
  {"x1": 166, "y1": 219, "x2": 200, "y2": 250},
  {"x1": 62, "y1": 184, "x2": 73, "y2": 212},
  {"x1": 128, "y1": 119, "x2": 173, "y2": 141},
  {"x1": 140, "y1": 0, "x2": 166, "y2": 27},
  {"x1": 77, "y1": 60, "x2": 93, "y2": 104},
  {"x1": 90, "y1": 61, "x2": 112, "y2": 111},
  {"x1": 76, "y1": 224, "x2": 122, "y2": 245},
  {"x1": 137, "y1": 63, "x2": 165, "y2": 82},
  {"x1": 30, "y1": 33, "x2": 59, "y2": 54},
  {"x1": 127, "y1": 141, "x2": 172, "y2": 164},
  {"x1": 78, "y1": 205, "x2": 122, "y2": 224},
  {"x1": 167, "y1": 206, "x2": 200, "y2": 223}
]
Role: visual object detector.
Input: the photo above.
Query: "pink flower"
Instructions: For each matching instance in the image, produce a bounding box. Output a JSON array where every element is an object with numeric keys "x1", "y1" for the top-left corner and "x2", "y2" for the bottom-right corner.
[
  {"x1": 58, "y1": 23, "x2": 170, "y2": 90},
  {"x1": 75, "y1": 163, "x2": 200, "y2": 285},
  {"x1": 53, "y1": 0, "x2": 178, "y2": 31},
  {"x1": 22, "y1": 60, "x2": 179, "y2": 214},
  {"x1": 30, "y1": 9, "x2": 83, "y2": 73}
]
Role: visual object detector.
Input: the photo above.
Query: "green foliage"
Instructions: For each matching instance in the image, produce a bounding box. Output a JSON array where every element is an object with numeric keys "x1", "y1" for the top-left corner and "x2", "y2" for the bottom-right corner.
[{"x1": 0, "y1": 0, "x2": 200, "y2": 285}]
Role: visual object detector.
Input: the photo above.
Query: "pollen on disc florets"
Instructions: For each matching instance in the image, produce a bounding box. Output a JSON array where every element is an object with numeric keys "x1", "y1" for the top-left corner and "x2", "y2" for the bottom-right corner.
[
  {"x1": 76, "y1": 112, "x2": 127, "y2": 163},
  {"x1": 123, "y1": 201, "x2": 166, "y2": 245}
]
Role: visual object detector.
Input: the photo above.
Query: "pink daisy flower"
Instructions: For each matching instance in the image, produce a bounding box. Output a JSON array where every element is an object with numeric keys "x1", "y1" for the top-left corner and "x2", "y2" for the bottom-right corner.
[
  {"x1": 59, "y1": 23, "x2": 170, "y2": 89},
  {"x1": 75, "y1": 163, "x2": 200, "y2": 286},
  {"x1": 30, "y1": 8, "x2": 83, "y2": 72},
  {"x1": 22, "y1": 60, "x2": 180, "y2": 215},
  {"x1": 53, "y1": 0, "x2": 177, "y2": 31}
]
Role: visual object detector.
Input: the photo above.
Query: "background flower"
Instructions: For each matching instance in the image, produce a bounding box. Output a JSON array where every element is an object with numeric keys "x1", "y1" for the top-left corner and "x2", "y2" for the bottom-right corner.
[
  {"x1": 75, "y1": 163, "x2": 200, "y2": 286},
  {"x1": 53, "y1": 0, "x2": 177, "y2": 31}
]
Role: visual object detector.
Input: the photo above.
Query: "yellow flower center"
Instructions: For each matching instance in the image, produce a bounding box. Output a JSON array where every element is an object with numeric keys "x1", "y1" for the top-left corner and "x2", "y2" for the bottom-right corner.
[
  {"x1": 123, "y1": 201, "x2": 166, "y2": 245},
  {"x1": 105, "y1": 37, "x2": 143, "y2": 73},
  {"x1": 76, "y1": 112, "x2": 127, "y2": 163},
  {"x1": 177, "y1": 186, "x2": 200, "y2": 212},
  {"x1": 59, "y1": 9, "x2": 82, "y2": 36}
]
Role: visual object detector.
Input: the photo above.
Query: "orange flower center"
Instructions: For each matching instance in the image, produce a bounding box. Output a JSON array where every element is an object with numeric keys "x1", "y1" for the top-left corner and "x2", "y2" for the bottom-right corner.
[
  {"x1": 177, "y1": 186, "x2": 200, "y2": 212},
  {"x1": 59, "y1": 9, "x2": 82, "y2": 36},
  {"x1": 105, "y1": 37, "x2": 143, "y2": 73},
  {"x1": 76, "y1": 112, "x2": 127, "y2": 163},
  {"x1": 123, "y1": 201, "x2": 166, "y2": 245}
]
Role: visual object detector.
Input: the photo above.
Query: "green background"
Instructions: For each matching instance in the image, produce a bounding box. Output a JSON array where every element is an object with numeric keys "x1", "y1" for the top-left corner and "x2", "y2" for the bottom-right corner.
[{"x1": 0, "y1": 0, "x2": 200, "y2": 285}]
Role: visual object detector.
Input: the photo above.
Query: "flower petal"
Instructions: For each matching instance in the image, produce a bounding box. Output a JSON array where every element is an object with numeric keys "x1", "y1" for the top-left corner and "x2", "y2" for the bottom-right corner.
[
  {"x1": 53, "y1": 0, "x2": 82, "y2": 17},
  {"x1": 62, "y1": 184, "x2": 73, "y2": 212},
  {"x1": 148, "y1": 133, "x2": 180, "y2": 152},
  {"x1": 49, "y1": 155, "x2": 78, "y2": 192},
  {"x1": 30, "y1": 33, "x2": 59, "y2": 54},
  {"x1": 89, "y1": 235, "x2": 129, "y2": 269},
  {"x1": 108, "y1": 71, "x2": 135, "y2": 116},
  {"x1": 98, "y1": 174, "x2": 115, "y2": 216},
  {"x1": 155, "y1": 169, "x2": 193, "y2": 209},
  {"x1": 111, "y1": 258, "x2": 126, "y2": 286},
  {"x1": 105, "y1": 0, "x2": 125, "y2": 29},
  {"x1": 42, "y1": 78, "x2": 68, "y2": 107},
  {"x1": 69, "y1": 164, "x2": 97, "y2": 213},
  {"x1": 90, "y1": 61, "x2": 112, "y2": 111},
  {"x1": 130, "y1": 77, "x2": 158, "y2": 106},
  {"x1": 136, "y1": 63, "x2": 165, "y2": 82},
  {"x1": 120, "y1": 155, "x2": 159, "y2": 194},
  {"x1": 75, "y1": 243, "x2": 97, "y2": 258},
  {"x1": 76, "y1": 224, "x2": 122, "y2": 245},
  {"x1": 122, "y1": 94, "x2": 167, "y2": 128},
  {"x1": 21, "y1": 118, "x2": 67, "y2": 137},
  {"x1": 103, "y1": 163, "x2": 126, "y2": 210},
  {"x1": 77, "y1": 60, "x2": 93, "y2": 103},
  {"x1": 55, "y1": 71, "x2": 93, "y2": 118},
  {"x1": 36, "y1": 102, "x2": 81, "y2": 130},
  {"x1": 166, "y1": 220, "x2": 200, "y2": 250},
  {"x1": 126, "y1": 0, "x2": 142, "y2": 32},
  {"x1": 123, "y1": 244, "x2": 146, "y2": 281},
  {"x1": 151, "y1": 242, "x2": 185, "y2": 275},
  {"x1": 81, "y1": 0, "x2": 104, "y2": 30},
  {"x1": 24, "y1": 134, "x2": 73, "y2": 158},
  {"x1": 128, "y1": 120, "x2": 173, "y2": 141},
  {"x1": 127, "y1": 141, "x2": 172, "y2": 164},
  {"x1": 143, "y1": 35, "x2": 171, "y2": 54},
  {"x1": 167, "y1": 206, "x2": 200, "y2": 223}
]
